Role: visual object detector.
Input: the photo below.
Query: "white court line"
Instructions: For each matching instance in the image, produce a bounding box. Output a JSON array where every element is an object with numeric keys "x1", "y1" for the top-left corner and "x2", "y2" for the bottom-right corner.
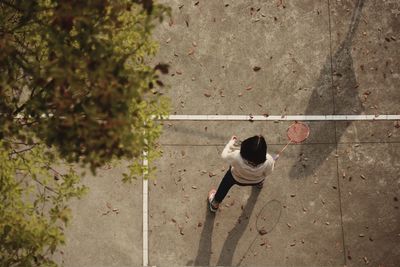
[
  {"x1": 143, "y1": 151, "x2": 149, "y2": 267},
  {"x1": 160, "y1": 114, "x2": 400, "y2": 121}
]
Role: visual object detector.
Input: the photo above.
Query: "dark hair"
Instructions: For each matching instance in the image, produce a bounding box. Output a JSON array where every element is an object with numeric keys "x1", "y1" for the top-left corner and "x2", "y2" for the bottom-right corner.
[{"x1": 240, "y1": 135, "x2": 267, "y2": 166}]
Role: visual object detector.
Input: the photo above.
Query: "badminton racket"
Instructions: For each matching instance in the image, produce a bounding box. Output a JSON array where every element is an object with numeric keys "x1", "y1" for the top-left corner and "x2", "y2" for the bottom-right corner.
[{"x1": 277, "y1": 121, "x2": 310, "y2": 156}]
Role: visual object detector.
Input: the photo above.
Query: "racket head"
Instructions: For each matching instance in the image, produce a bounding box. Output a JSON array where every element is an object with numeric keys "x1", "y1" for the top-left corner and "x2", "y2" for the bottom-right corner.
[{"x1": 287, "y1": 122, "x2": 310, "y2": 143}]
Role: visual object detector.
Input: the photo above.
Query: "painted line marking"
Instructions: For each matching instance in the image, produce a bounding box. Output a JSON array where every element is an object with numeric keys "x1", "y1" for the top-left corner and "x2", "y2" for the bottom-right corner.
[
  {"x1": 158, "y1": 114, "x2": 400, "y2": 121},
  {"x1": 143, "y1": 150, "x2": 149, "y2": 266}
]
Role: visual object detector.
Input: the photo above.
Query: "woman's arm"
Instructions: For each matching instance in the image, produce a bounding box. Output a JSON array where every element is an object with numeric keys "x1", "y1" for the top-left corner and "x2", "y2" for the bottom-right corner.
[{"x1": 221, "y1": 136, "x2": 239, "y2": 162}]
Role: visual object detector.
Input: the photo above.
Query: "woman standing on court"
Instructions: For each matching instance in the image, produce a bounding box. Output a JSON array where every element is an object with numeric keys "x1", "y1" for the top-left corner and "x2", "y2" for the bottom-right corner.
[{"x1": 208, "y1": 135, "x2": 278, "y2": 212}]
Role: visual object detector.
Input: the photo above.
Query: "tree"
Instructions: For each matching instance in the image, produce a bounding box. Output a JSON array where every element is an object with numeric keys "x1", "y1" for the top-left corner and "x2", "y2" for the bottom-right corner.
[{"x1": 0, "y1": 0, "x2": 170, "y2": 266}]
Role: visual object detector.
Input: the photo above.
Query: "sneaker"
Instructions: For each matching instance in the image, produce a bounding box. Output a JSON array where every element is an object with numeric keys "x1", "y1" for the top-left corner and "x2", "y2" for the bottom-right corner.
[{"x1": 208, "y1": 189, "x2": 219, "y2": 212}]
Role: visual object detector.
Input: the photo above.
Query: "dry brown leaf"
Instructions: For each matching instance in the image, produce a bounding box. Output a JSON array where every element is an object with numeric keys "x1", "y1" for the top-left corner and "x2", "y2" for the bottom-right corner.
[
  {"x1": 258, "y1": 229, "x2": 267, "y2": 235},
  {"x1": 208, "y1": 172, "x2": 216, "y2": 177}
]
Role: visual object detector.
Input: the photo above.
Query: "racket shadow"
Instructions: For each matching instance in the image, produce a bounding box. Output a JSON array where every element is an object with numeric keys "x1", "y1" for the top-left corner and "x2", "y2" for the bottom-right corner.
[{"x1": 289, "y1": 0, "x2": 366, "y2": 179}]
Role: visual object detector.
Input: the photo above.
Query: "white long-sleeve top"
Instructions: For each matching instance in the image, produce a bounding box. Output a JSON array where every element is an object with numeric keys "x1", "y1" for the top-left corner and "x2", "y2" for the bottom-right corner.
[{"x1": 221, "y1": 139, "x2": 275, "y2": 184}]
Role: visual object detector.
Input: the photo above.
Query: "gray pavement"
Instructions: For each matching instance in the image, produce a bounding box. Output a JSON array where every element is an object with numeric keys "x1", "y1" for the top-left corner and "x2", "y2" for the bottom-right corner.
[
  {"x1": 59, "y1": 0, "x2": 399, "y2": 266},
  {"x1": 57, "y1": 163, "x2": 142, "y2": 267}
]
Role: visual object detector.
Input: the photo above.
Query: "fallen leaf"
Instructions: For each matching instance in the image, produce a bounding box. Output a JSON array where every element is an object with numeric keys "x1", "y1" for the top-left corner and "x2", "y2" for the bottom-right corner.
[
  {"x1": 106, "y1": 202, "x2": 112, "y2": 209},
  {"x1": 204, "y1": 93, "x2": 211, "y2": 97},
  {"x1": 360, "y1": 174, "x2": 366, "y2": 180},
  {"x1": 191, "y1": 185, "x2": 198, "y2": 189},
  {"x1": 198, "y1": 222, "x2": 202, "y2": 227},
  {"x1": 188, "y1": 48, "x2": 195, "y2": 55},
  {"x1": 245, "y1": 86, "x2": 253, "y2": 91},
  {"x1": 179, "y1": 226, "x2": 184, "y2": 235},
  {"x1": 176, "y1": 70, "x2": 182, "y2": 75},
  {"x1": 253, "y1": 66, "x2": 261, "y2": 71},
  {"x1": 258, "y1": 229, "x2": 267, "y2": 235},
  {"x1": 166, "y1": 37, "x2": 171, "y2": 43},
  {"x1": 192, "y1": 41, "x2": 197, "y2": 47},
  {"x1": 238, "y1": 93, "x2": 243, "y2": 97}
]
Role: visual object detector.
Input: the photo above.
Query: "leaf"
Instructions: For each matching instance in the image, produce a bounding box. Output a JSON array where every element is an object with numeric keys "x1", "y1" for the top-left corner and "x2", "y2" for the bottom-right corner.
[
  {"x1": 154, "y1": 63, "x2": 170, "y2": 74},
  {"x1": 258, "y1": 229, "x2": 267, "y2": 235},
  {"x1": 253, "y1": 66, "x2": 261, "y2": 71}
]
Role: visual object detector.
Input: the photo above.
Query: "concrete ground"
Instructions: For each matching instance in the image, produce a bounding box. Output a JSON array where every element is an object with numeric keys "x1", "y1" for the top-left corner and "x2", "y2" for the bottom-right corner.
[{"x1": 59, "y1": 0, "x2": 399, "y2": 266}]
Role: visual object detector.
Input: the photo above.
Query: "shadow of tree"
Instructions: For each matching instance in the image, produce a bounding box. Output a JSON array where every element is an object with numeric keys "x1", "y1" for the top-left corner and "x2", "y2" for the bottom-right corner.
[{"x1": 289, "y1": 0, "x2": 366, "y2": 179}]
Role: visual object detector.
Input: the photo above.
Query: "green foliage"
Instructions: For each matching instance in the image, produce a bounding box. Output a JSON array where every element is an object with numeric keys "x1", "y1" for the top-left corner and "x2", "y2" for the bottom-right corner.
[
  {"x1": 0, "y1": 0, "x2": 170, "y2": 171},
  {"x1": 0, "y1": 0, "x2": 170, "y2": 266},
  {"x1": 0, "y1": 141, "x2": 87, "y2": 266}
]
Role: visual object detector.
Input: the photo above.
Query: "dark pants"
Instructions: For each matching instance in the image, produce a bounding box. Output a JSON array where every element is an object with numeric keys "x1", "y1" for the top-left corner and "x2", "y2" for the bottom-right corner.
[{"x1": 214, "y1": 168, "x2": 263, "y2": 203}]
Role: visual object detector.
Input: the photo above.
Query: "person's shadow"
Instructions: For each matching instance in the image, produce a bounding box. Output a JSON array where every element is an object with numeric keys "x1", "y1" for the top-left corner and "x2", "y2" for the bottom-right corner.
[
  {"x1": 289, "y1": 0, "x2": 366, "y2": 179},
  {"x1": 216, "y1": 187, "x2": 260, "y2": 266},
  {"x1": 191, "y1": 204, "x2": 216, "y2": 266},
  {"x1": 188, "y1": 187, "x2": 260, "y2": 266}
]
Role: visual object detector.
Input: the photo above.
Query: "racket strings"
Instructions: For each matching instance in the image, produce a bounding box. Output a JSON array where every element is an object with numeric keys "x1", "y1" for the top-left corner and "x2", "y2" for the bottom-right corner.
[{"x1": 287, "y1": 122, "x2": 310, "y2": 143}]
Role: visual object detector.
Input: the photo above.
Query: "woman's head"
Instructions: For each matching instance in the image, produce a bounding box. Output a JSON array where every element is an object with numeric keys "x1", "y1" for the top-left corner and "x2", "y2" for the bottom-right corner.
[{"x1": 240, "y1": 135, "x2": 267, "y2": 166}]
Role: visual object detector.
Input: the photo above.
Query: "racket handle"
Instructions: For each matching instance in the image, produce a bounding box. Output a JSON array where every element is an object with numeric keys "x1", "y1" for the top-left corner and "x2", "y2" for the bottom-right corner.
[{"x1": 278, "y1": 140, "x2": 292, "y2": 156}]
